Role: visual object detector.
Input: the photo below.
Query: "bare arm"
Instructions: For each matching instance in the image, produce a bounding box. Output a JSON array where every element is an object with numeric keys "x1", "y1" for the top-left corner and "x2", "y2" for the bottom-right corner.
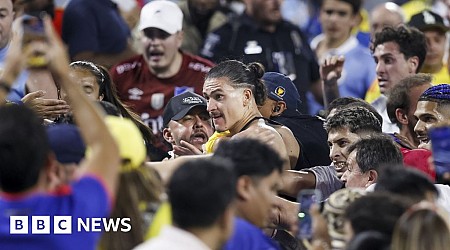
[
  {"x1": 145, "y1": 154, "x2": 212, "y2": 185},
  {"x1": 321, "y1": 55, "x2": 344, "y2": 110},
  {"x1": 279, "y1": 170, "x2": 316, "y2": 199}
]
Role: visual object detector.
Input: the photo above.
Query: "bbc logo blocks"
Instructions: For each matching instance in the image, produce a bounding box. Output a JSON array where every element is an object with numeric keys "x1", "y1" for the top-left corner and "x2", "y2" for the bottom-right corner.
[{"x1": 10, "y1": 216, "x2": 72, "y2": 234}]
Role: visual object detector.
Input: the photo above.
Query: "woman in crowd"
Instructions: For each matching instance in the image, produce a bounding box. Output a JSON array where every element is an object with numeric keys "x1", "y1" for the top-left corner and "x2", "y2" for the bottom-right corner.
[
  {"x1": 67, "y1": 61, "x2": 161, "y2": 160},
  {"x1": 391, "y1": 202, "x2": 450, "y2": 250}
]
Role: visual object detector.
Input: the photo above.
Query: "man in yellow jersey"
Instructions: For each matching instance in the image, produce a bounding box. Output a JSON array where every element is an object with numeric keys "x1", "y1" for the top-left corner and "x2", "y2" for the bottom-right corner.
[{"x1": 409, "y1": 10, "x2": 450, "y2": 84}]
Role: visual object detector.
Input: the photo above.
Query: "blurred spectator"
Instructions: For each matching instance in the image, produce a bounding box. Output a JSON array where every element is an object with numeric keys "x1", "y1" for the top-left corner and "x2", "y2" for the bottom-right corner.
[
  {"x1": 99, "y1": 116, "x2": 166, "y2": 250},
  {"x1": 134, "y1": 157, "x2": 237, "y2": 250},
  {"x1": 369, "y1": 2, "x2": 405, "y2": 37},
  {"x1": 322, "y1": 188, "x2": 366, "y2": 249},
  {"x1": 344, "y1": 192, "x2": 412, "y2": 248},
  {"x1": 179, "y1": 0, "x2": 230, "y2": 55},
  {"x1": 408, "y1": 10, "x2": 450, "y2": 84},
  {"x1": 62, "y1": 0, "x2": 137, "y2": 68},
  {"x1": 308, "y1": 0, "x2": 376, "y2": 115},
  {"x1": 200, "y1": 0, "x2": 321, "y2": 114},
  {"x1": 213, "y1": 139, "x2": 284, "y2": 250},
  {"x1": 391, "y1": 202, "x2": 450, "y2": 250}
]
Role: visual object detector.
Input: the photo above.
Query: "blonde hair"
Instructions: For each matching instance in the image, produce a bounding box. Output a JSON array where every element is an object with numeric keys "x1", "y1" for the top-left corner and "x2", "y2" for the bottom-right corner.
[
  {"x1": 391, "y1": 203, "x2": 450, "y2": 250},
  {"x1": 98, "y1": 167, "x2": 165, "y2": 250}
]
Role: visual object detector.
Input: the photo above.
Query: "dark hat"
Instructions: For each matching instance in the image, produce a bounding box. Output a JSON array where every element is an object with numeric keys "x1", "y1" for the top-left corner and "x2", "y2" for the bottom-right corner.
[
  {"x1": 408, "y1": 10, "x2": 449, "y2": 33},
  {"x1": 262, "y1": 72, "x2": 302, "y2": 110},
  {"x1": 162, "y1": 91, "x2": 207, "y2": 128},
  {"x1": 46, "y1": 124, "x2": 86, "y2": 164}
]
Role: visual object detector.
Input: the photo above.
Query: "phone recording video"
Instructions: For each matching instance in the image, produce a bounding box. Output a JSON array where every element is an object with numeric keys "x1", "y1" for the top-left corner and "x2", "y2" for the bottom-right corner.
[
  {"x1": 297, "y1": 189, "x2": 322, "y2": 240},
  {"x1": 22, "y1": 14, "x2": 48, "y2": 68}
]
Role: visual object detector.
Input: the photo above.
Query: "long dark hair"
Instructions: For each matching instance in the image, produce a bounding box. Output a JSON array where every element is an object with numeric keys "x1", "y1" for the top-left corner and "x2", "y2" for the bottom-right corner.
[
  {"x1": 205, "y1": 60, "x2": 267, "y2": 106},
  {"x1": 69, "y1": 61, "x2": 155, "y2": 148}
]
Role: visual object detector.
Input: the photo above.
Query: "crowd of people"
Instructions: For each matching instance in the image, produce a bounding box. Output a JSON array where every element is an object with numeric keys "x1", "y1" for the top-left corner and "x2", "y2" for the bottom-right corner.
[{"x1": 1, "y1": 0, "x2": 450, "y2": 250}]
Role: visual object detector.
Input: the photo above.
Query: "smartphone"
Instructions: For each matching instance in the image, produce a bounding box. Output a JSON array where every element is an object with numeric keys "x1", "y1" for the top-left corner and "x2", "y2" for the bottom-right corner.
[
  {"x1": 297, "y1": 189, "x2": 322, "y2": 240},
  {"x1": 22, "y1": 14, "x2": 48, "y2": 68}
]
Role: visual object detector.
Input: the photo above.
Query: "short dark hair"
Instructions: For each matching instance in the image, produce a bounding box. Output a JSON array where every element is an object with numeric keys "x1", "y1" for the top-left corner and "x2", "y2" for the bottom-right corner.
[
  {"x1": 387, "y1": 73, "x2": 432, "y2": 127},
  {"x1": 213, "y1": 138, "x2": 283, "y2": 178},
  {"x1": 345, "y1": 192, "x2": 412, "y2": 237},
  {"x1": 371, "y1": 25, "x2": 427, "y2": 73},
  {"x1": 320, "y1": 0, "x2": 362, "y2": 14},
  {"x1": 0, "y1": 105, "x2": 50, "y2": 192},
  {"x1": 374, "y1": 166, "x2": 438, "y2": 203},
  {"x1": 324, "y1": 107, "x2": 382, "y2": 134},
  {"x1": 347, "y1": 134, "x2": 403, "y2": 173},
  {"x1": 205, "y1": 60, "x2": 267, "y2": 106},
  {"x1": 327, "y1": 97, "x2": 364, "y2": 114},
  {"x1": 346, "y1": 231, "x2": 390, "y2": 250},
  {"x1": 168, "y1": 157, "x2": 236, "y2": 229}
]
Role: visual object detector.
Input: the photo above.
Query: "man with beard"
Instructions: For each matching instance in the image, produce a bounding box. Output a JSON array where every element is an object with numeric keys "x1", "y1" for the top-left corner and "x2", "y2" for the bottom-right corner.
[
  {"x1": 162, "y1": 91, "x2": 214, "y2": 158},
  {"x1": 110, "y1": 1, "x2": 214, "y2": 160},
  {"x1": 414, "y1": 84, "x2": 450, "y2": 150},
  {"x1": 414, "y1": 84, "x2": 450, "y2": 183},
  {"x1": 199, "y1": 0, "x2": 320, "y2": 114}
]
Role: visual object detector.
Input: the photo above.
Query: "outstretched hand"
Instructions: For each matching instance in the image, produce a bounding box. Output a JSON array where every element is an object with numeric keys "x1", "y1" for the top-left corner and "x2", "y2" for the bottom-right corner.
[
  {"x1": 320, "y1": 55, "x2": 345, "y2": 84},
  {"x1": 22, "y1": 91, "x2": 70, "y2": 120},
  {"x1": 173, "y1": 140, "x2": 204, "y2": 156}
]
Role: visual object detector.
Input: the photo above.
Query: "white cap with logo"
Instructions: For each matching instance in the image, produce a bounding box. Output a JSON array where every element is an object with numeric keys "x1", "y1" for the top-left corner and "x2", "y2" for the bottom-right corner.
[{"x1": 138, "y1": 0, "x2": 183, "y2": 34}]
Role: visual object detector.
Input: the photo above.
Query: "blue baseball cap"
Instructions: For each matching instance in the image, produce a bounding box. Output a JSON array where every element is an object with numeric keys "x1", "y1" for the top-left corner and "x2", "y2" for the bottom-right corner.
[
  {"x1": 46, "y1": 124, "x2": 86, "y2": 164},
  {"x1": 263, "y1": 72, "x2": 302, "y2": 110}
]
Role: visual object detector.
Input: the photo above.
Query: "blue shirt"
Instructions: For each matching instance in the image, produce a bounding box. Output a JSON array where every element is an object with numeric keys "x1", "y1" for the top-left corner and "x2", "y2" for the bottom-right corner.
[
  {"x1": 62, "y1": 0, "x2": 131, "y2": 59},
  {"x1": 0, "y1": 45, "x2": 28, "y2": 102},
  {"x1": 307, "y1": 35, "x2": 376, "y2": 115},
  {"x1": 0, "y1": 176, "x2": 111, "y2": 250},
  {"x1": 224, "y1": 218, "x2": 281, "y2": 250}
]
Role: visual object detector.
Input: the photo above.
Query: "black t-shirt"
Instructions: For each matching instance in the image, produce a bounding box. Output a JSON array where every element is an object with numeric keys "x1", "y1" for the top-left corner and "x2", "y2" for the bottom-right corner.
[{"x1": 272, "y1": 110, "x2": 330, "y2": 170}]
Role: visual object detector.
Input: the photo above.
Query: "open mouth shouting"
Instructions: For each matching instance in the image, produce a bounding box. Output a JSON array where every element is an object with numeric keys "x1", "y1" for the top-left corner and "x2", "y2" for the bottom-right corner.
[{"x1": 190, "y1": 131, "x2": 208, "y2": 145}]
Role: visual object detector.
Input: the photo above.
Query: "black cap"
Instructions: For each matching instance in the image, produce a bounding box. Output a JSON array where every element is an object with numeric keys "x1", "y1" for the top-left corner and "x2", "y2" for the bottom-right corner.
[
  {"x1": 162, "y1": 91, "x2": 207, "y2": 128},
  {"x1": 408, "y1": 10, "x2": 449, "y2": 33}
]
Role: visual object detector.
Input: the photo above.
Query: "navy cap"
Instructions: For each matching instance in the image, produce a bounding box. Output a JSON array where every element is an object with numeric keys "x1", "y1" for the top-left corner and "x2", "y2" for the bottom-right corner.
[
  {"x1": 162, "y1": 91, "x2": 208, "y2": 128},
  {"x1": 408, "y1": 10, "x2": 449, "y2": 33},
  {"x1": 46, "y1": 124, "x2": 86, "y2": 164},
  {"x1": 263, "y1": 72, "x2": 302, "y2": 110}
]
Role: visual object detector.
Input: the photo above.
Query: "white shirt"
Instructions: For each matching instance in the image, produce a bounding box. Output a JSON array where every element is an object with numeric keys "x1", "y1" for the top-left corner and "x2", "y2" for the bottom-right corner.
[
  {"x1": 133, "y1": 225, "x2": 211, "y2": 250},
  {"x1": 436, "y1": 184, "x2": 450, "y2": 217},
  {"x1": 371, "y1": 95, "x2": 399, "y2": 134}
]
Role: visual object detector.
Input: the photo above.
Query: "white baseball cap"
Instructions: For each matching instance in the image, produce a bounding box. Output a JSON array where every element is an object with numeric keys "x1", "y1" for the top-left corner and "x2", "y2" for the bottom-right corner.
[{"x1": 139, "y1": 0, "x2": 183, "y2": 34}]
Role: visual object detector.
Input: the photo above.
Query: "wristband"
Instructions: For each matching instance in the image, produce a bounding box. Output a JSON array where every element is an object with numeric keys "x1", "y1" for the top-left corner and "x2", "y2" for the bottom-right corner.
[{"x1": 0, "y1": 81, "x2": 11, "y2": 93}]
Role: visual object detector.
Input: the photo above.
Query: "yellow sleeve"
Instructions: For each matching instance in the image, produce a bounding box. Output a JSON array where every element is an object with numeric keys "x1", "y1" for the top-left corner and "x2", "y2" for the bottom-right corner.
[
  {"x1": 145, "y1": 201, "x2": 172, "y2": 240},
  {"x1": 365, "y1": 79, "x2": 381, "y2": 104},
  {"x1": 203, "y1": 131, "x2": 231, "y2": 154}
]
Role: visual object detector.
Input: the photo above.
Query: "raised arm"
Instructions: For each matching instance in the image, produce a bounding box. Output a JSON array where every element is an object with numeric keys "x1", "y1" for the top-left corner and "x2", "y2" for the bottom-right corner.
[{"x1": 43, "y1": 17, "x2": 120, "y2": 194}]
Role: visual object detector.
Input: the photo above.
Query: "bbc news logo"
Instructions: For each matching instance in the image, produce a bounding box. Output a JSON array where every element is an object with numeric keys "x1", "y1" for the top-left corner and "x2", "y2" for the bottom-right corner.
[{"x1": 10, "y1": 216, "x2": 131, "y2": 234}]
